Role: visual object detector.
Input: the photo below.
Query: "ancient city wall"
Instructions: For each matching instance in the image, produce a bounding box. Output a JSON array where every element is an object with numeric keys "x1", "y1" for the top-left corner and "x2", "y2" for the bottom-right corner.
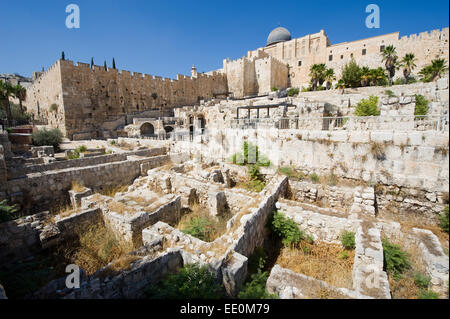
[{"x1": 24, "y1": 59, "x2": 228, "y2": 138}]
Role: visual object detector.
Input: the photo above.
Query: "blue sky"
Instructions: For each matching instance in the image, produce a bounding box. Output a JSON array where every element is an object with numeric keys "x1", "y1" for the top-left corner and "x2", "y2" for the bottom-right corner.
[{"x1": 0, "y1": 0, "x2": 448, "y2": 78}]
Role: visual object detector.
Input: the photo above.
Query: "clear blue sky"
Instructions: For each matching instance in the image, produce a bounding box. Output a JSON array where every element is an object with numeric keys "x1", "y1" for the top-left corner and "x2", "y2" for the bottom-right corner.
[{"x1": 0, "y1": 0, "x2": 448, "y2": 78}]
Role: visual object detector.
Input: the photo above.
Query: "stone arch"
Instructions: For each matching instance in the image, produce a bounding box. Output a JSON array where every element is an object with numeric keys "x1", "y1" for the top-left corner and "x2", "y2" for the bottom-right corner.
[
  {"x1": 164, "y1": 126, "x2": 174, "y2": 133},
  {"x1": 140, "y1": 122, "x2": 155, "y2": 136}
]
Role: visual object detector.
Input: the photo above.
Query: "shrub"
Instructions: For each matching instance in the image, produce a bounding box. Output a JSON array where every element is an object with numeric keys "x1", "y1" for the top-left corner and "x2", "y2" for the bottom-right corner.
[
  {"x1": 418, "y1": 289, "x2": 440, "y2": 299},
  {"x1": 287, "y1": 87, "x2": 300, "y2": 96},
  {"x1": 247, "y1": 247, "x2": 267, "y2": 275},
  {"x1": 439, "y1": 206, "x2": 449, "y2": 233},
  {"x1": 271, "y1": 211, "x2": 306, "y2": 247},
  {"x1": 339, "y1": 251, "x2": 349, "y2": 259},
  {"x1": 248, "y1": 165, "x2": 260, "y2": 180},
  {"x1": 238, "y1": 269, "x2": 277, "y2": 299},
  {"x1": 271, "y1": 87, "x2": 278, "y2": 92},
  {"x1": 245, "y1": 179, "x2": 266, "y2": 192},
  {"x1": 354, "y1": 96, "x2": 380, "y2": 116},
  {"x1": 145, "y1": 264, "x2": 224, "y2": 299},
  {"x1": 32, "y1": 128, "x2": 63, "y2": 150},
  {"x1": 413, "y1": 273, "x2": 431, "y2": 289},
  {"x1": 382, "y1": 238, "x2": 411, "y2": 280},
  {"x1": 181, "y1": 217, "x2": 214, "y2": 241},
  {"x1": 232, "y1": 141, "x2": 270, "y2": 167},
  {"x1": 0, "y1": 199, "x2": 20, "y2": 222},
  {"x1": 414, "y1": 94, "x2": 429, "y2": 116},
  {"x1": 340, "y1": 231, "x2": 356, "y2": 250},
  {"x1": 310, "y1": 173, "x2": 319, "y2": 183}
]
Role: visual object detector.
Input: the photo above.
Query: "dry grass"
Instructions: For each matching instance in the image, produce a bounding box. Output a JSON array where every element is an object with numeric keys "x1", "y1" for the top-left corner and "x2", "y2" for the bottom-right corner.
[
  {"x1": 370, "y1": 142, "x2": 386, "y2": 160},
  {"x1": 48, "y1": 203, "x2": 80, "y2": 224},
  {"x1": 276, "y1": 242, "x2": 355, "y2": 289},
  {"x1": 117, "y1": 141, "x2": 135, "y2": 151},
  {"x1": 107, "y1": 201, "x2": 136, "y2": 215},
  {"x1": 71, "y1": 180, "x2": 86, "y2": 192},
  {"x1": 127, "y1": 195, "x2": 159, "y2": 209},
  {"x1": 66, "y1": 222, "x2": 136, "y2": 276},
  {"x1": 99, "y1": 184, "x2": 130, "y2": 197}
]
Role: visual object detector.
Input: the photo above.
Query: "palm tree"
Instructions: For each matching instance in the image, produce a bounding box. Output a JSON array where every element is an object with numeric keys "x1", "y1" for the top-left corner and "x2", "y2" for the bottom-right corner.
[
  {"x1": 400, "y1": 53, "x2": 416, "y2": 83},
  {"x1": 430, "y1": 58, "x2": 448, "y2": 81},
  {"x1": 336, "y1": 79, "x2": 346, "y2": 94},
  {"x1": 381, "y1": 45, "x2": 398, "y2": 85},
  {"x1": 369, "y1": 67, "x2": 387, "y2": 86},
  {"x1": 309, "y1": 64, "x2": 326, "y2": 90},
  {"x1": 0, "y1": 80, "x2": 15, "y2": 127},
  {"x1": 360, "y1": 66, "x2": 371, "y2": 87},
  {"x1": 324, "y1": 68, "x2": 336, "y2": 90},
  {"x1": 13, "y1": 84, "x2": 26, "y2": 112}
]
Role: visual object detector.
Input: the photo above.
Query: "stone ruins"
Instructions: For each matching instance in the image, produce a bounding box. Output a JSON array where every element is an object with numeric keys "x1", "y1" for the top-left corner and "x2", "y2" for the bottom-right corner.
[{"x1": 0, "y1": 26, "x2": 448, "y2": 300}]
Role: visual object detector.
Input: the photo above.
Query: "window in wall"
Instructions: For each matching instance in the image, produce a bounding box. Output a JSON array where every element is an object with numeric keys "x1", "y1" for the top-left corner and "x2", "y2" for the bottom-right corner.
[
  {"x1": 298, "y1": 60, "x2": 302, "y2": 66},
  {"x1": 329, "y1": 55, "x2": 333, "y2": 61},
  {"x1": 350, "y1": 53, "x2": 354, "y2": 58},
  {"x1": 380, "y1": 45, "x2": 385, "y2": 52},
  {"x1": 340, "y1": 55, "x2": 344, "y2": 59},
  {"x1": 362, "y1": 49, "x2": 367, "y2": 55}
]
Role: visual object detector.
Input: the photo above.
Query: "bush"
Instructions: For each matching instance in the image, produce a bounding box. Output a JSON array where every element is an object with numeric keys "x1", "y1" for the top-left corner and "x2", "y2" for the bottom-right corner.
[
  {"x1": 354, "y1": 96, "x2": 380, "y2": 116},
  {"x1": 271, "y1": 87, "x2": 278, "y2": 92},
  {"x1": 340, "y1": 231, "x2": 356, "y2": 250},
  {"x1": 247, "y1": 247, "x2": 267, "y2": 275},
  {"x1": 414, "y1": 94, "x2": 429, "y2": 116},
  {"x1": 238, "y1": 270, "x2": 277, "y2": 299},
  {"x1": 49, "y1": 104, "x2": 58, "y2": 112},
  {"x1": 382, "y1": 238, "x2": 411, "y2": 280},
  {"x1": 418, "y1": 289, "x2": 440, "y2": 299},
  {"x1": 245, "y1": 179, "x2": 266, "y2": 192},
  {"x1": 145, "y1": 264, "x2": 224, "y2": 299},
  {"x1": 231, "y1": 142, "x2": 270, "y2": 167},
  {"x1": 339, "y1": 251, "x2": 349, "y2": 259},
  {"x1": 271, "y1": 211, "x2": 306, "y2": 247},
  {"x1": 0, "y1": 199, "x2": 20, "y2": 222},
  {"x1": 287, "y1": 87, "x2": 300, "y2": 96},
  {"x1": 384, "y1": 89, "x2": 396, "y2": 97},
  {"x1": 439, "y1": 206, "x2": 449, "y2": 233},
  {"x1": 413, "y1": 273, "x2": 431, "y2": 289},
  {"x1": 32, "y1": 128, "x2": 63, "y2": 151}
]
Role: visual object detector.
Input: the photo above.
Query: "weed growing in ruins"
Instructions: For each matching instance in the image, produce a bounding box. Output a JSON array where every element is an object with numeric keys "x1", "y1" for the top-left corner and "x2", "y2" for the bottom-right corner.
[
  {"x1": 182, "y1": 217, "x2": 214, "y2": 241},
  {"x1": 354, "y1": 96, "x2": 380, "y2": 116},
  {"x1": 0, "y1": 199, "x2": 19, "y2": 222},
  {"x1": 414, "y1": 94, "x2": 429, "y2": 116},
  {"x1": 384, "y1": 89, "x2": 396, "y2": 98},
  {"x1": 278, "y1": 166, "x2": 305, "y2": 181},
  {"x1": 438, "y1": 206, "x2": 449, "y2": 234},
  {"x1": 271, "y1": 211, "x2": 309, "y2": 247},
  {"x1": 32, "y1": 128, "x2": 63, "y2": 151},
  {"x1": 413, "y1": 273, "x2": 431, "y2": 289},
  {"x1": 382, "y1": 237, "x2": 411, "y2": 280},
  {"x1": 49, "y1": 103, "x2": 59, "y2": 112},
  {"x1": 144, "y1": 264, "x2": 224, "y2": 299},
  {"x1": 310, "y1": 173, "x2": 320, "y2": 183},
  {"x1": 340, "y1": 231, "x2": 356, "y2": 250},
  {"x1": 418, "y1": 289, "x2": 440, "y2": 299},
  {"x1": 230, "y1": 141, "x2": 270, "y2": 167},
  {"x1": 71, "y1": 180, "x2": 86, "y2": 192},
  {"x1": 238, "y1": 269, "x2": 278, "y2": 299}
]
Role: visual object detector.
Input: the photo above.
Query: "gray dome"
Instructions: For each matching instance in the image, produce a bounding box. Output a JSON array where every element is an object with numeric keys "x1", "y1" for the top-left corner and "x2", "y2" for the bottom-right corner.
[{"x1": 267, "y1": 27, "x2": 292, "y2": 46}]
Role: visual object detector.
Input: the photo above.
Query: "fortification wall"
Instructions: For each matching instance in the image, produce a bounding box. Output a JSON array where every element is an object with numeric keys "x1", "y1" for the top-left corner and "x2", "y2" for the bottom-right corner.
[{"x1": 24, "y1": 60, "x2": 66, "y2": 134}]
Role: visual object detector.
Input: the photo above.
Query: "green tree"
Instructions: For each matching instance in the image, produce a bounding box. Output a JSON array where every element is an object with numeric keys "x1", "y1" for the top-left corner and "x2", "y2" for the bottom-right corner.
[
  {"x1": 400, "y1": 53, "x2": 417, "y2": 83},
  {"x1": 309, "y1": 63, "x2": 326, "y2": 90},
  {"x1": 104, "y1": 61, "x2": 107, "y2": 71},
  {"x1": 341, "y1": 59, "x2": 362, "y2": 88},
  {"x1": 354, "y1": 96, "x2": 380, "y2": 116},
  {"x1": 429, "y1": 58, "x2": 448, "y2": 81},
  {"x1": 90, "y1": 57, "x2": 94, "y2": 68},
  {"x1": 112, "y1": 57, "x2": 116, "y2": 69},
  {"x1": 360, "y1": 66, "x2": 371, "y2": 87},
  {"x1": 145, "y1": 264, "x2": 223, "y2": 299},
  {"x1": 61, "y1": 51, "x2": 65, "y2": 60},
  {"x1": 381, "y1": 45, "x2": 399, "y2": 85}
]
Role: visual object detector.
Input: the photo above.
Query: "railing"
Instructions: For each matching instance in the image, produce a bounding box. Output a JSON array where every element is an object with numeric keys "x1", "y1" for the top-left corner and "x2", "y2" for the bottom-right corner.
[{"x1": 230, "y1": 115, "x2": 449, "y2": 132}]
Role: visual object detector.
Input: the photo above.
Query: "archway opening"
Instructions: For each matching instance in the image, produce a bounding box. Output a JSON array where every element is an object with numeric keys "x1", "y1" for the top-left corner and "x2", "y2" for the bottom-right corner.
[{"x1": 140, "y1": 122, "x2": 155, "y2": 136}]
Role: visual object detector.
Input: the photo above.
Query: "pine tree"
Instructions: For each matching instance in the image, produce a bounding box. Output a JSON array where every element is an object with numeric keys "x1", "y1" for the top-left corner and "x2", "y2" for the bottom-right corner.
[
  {"x1": 91, "y1": 57, "x2": 94, "y2": 69},
  {"x1": 62, "y1": 51, "x2": 65, "y2": 60},
  {"x1": 112, "y1": 57, "x2": 116, "y2": 69},
  {"x1": 104, "y1": 61, "x2": 107, "y2": 71}
]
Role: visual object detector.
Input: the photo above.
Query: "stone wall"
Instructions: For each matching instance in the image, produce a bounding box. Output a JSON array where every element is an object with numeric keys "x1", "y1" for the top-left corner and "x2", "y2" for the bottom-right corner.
[
  {"x1": 24, "y1": 59, "x2": 228, "y2": 139},
  {"x1": 6, "y1": 154, "x2": 171, "y2": 212}
]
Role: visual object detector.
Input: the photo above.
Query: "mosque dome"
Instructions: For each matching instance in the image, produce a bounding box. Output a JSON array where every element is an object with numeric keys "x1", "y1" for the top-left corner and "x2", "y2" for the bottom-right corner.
[{"x1": 266, "y1": 27, "x2": 292, "y2": 46}]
